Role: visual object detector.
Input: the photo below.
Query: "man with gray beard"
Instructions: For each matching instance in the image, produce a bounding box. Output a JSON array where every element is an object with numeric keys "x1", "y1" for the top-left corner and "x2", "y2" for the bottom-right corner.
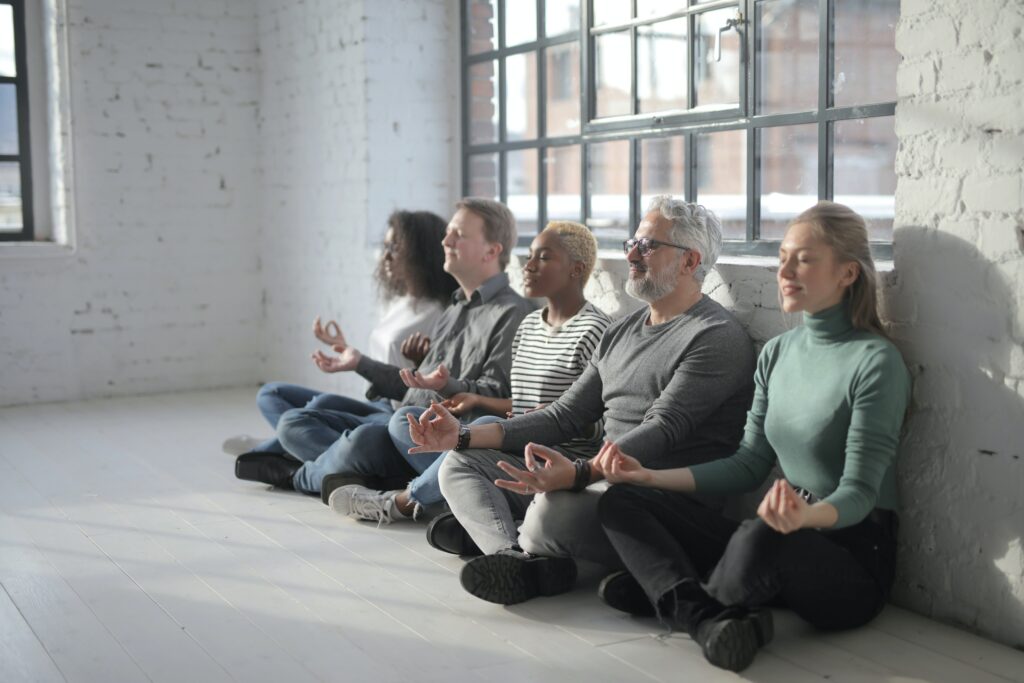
[{"x1": 409, "y1": 196, "x2": 757, "y2": 606}]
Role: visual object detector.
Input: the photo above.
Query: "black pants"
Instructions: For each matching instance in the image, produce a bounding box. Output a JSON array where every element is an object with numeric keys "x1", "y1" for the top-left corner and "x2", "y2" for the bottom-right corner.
[{"x1": 598, "y1": 484, "x2": 897, "y2": 633}]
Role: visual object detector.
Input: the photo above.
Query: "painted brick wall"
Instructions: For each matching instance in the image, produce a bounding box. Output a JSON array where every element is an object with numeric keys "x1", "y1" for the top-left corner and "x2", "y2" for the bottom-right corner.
[{"x1": 0, "y1": 0, "x2": 262, "y2": 405}]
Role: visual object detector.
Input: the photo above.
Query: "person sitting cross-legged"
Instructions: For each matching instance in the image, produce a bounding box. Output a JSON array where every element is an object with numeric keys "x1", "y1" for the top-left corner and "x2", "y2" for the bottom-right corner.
[
  {"x1": 329, "y1": 221, "x2": 612, "y2": 525},
  {"x1": 407, "y1": 197, "x2": 756, "y2": 606},
  {"x1": 594, "y1": 202, "x2": 911, "y2": 673}
]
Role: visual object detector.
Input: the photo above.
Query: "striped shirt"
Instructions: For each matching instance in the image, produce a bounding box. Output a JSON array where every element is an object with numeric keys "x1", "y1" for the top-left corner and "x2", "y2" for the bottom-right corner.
[{"x1": 509, "y1": 301, "x2": 612, "y2": 457}]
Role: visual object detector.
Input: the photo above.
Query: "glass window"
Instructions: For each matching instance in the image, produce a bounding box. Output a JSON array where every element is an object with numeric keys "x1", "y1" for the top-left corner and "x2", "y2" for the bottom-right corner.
[
  {"x1": 0, "y1": 160, "x2": 22, "y2": 232},
  {"x1": 595, "y1": 31, "x2": 631, "y2": 118},
  {"x1": 834, "y1": 0, "x2": 899, "y2": 107},
  {"x1": 468, "y1": 61, "x2": 499, "y2": 145},
  {"x1": 467, "y1": 153, "x2": 500, "y2": 200},
  {"x1": 546, "y1": 42, "x2": 581, "y2": 136},
  {"x1": 505, "y1": 0, "x2": 536, "y2": 46},
  {"x1": 756, "y1": 0, "x2": 818, "y2": 114},
  {"x1": 592, "y1": 0, "x2": 631, "y2": 27},
  {"x1": 834, "y1": 116, "x2": 896, "y2": 242},
  {"x1": 587, "y1": 140, "x2": 631, "y2": 245},
  {"x1": 466, "y1": 0, "x2": 498, "y2": 55},
  {"x1": 0, "y1": 84, "x2": 19, "y2": 155},
  {"x1": 640, "y1": 136, "x2": 686, "y2": 209},
  {"x1": 759, "y1": 124, "x2": 817, "y2": 239},
  {"x1": 507, "y1": 148, "x2": 539, "y2": 237},
  {"x1": 696, "y1": 130, "x2": 746, "y2": 239},
  {"x1": 545, "y1": 0, "x2": 579, "y2": 37},
  {"x1": 638, "y1": 19, "x2": 688, "y2": 114},
  {"x1": 545, "y1": 145, "x2": 583, "y2": 223},
  {"x1": 505, "y1": 52, "x2": 538, "y2": 141},
  {"x1": 695, "y1": 8, "x2": 741, "y2": 110},
  {"x1": 637, "y1": 0, "x2": 684, "y2": 20}
]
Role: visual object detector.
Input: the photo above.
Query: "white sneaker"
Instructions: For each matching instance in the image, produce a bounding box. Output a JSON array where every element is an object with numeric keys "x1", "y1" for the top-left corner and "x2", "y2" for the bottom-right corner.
[
  {"x1": 328, "y1": 485, "x2": 420, "y2": 525},
  {"x1": 221, "y1": 434, "x2": 269, "y2": 456}
]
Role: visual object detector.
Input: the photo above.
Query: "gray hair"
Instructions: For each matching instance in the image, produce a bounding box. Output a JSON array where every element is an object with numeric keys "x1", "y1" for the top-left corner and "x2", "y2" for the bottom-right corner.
[{"x1": 645, "y1": 196, "x2": 723, "y2": 282}]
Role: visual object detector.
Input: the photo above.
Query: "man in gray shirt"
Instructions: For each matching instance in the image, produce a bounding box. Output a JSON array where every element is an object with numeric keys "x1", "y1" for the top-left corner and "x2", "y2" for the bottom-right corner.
[
  {"x1": 235, "y1": 198, "x2": 533, "y2": 496},
  {"x1": 408, "y1": 196, "x2": 755, "y2": 605}
]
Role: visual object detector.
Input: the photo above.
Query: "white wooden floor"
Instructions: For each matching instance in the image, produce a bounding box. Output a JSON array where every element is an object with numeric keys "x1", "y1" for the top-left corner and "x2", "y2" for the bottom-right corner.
[{"x1": 1, "y1": 389, "x2": 1022, "y2": 683}]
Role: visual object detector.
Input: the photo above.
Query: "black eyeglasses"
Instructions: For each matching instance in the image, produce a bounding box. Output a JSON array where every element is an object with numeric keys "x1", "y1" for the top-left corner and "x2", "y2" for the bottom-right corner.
[{"x1": 622, "y1": 237, "x2": 691, "y2": 257}]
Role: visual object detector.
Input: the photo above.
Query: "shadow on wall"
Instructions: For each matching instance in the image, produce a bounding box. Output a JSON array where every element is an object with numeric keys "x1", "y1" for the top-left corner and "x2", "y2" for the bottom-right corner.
[{"x1": 887, "y1": 226, "x2": 1024, "y2": 648}]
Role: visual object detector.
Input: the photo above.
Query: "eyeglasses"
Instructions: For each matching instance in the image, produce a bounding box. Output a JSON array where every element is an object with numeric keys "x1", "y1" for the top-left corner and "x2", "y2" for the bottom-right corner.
[{"x1": 622, "y1": 237, "x2": 691, "y2": 257}]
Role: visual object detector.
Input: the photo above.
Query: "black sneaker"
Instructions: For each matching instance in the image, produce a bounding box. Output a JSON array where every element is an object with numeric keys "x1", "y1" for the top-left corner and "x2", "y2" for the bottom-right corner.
[
  {"x1": 234, "y1": 452, "x2": 300, "y2": 490},
  {"x1": 695, "y1": 609, "x2": 774, "y2": 672},
  {"x1": 459, "y1": 549, "x2": 577, "y2": 605},
  {"x1": 597, "y1": 570, "x2": 655, "y2": 617},
  {"x1": 425, "y1": 512, "x2": 482, "y2": 556}
]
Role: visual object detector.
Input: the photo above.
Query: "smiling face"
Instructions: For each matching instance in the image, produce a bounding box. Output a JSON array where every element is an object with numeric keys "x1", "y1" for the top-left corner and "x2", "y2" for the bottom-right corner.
[
  {"x1": 624, "y1": 211, "x2": 686, "y2": 303},
  {"x1": 522, "y1": 229, "x2": 580, "y2": 299},
  {"x1": 777, "y1": 221, "x2": 859, "y2": 314}
]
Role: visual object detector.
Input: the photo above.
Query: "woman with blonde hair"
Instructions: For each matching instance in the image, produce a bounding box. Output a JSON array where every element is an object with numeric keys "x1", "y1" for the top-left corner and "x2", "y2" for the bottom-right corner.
[{"x1": 594, "y1": 201, "x2": 910, "y2": 672}]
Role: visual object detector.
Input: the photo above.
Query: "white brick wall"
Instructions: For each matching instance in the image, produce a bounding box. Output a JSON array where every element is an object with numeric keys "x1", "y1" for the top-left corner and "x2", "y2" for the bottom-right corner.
[{"x1": 0, "y1": 0, "x2": 262, "y2": 405}]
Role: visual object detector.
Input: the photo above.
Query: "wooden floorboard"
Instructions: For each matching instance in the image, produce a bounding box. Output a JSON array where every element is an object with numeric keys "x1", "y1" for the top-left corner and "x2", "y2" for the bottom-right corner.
[{"x1": 1, "y1": 388, "x2": 1022, "y2": 683}]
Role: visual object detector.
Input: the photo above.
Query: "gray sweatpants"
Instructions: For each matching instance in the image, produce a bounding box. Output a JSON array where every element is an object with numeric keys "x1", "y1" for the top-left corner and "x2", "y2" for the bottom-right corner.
[{"x1": 438, "y1": 447, "x2": 623, "y2": 568}]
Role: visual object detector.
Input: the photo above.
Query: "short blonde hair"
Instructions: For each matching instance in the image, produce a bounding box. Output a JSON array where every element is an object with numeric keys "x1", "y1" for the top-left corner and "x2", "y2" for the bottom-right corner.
[{"x1": 542, "y1": 221, "x2": 598, "y2": 284}]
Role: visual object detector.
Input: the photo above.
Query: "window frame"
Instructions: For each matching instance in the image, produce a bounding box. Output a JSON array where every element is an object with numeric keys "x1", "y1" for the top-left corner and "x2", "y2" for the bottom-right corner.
[
  {"x1": 461, "y1": 0, "x2": 896, "y2": 258},
  {"x1": 0, "y1": 0, "x2": 35, "y2": 242}
]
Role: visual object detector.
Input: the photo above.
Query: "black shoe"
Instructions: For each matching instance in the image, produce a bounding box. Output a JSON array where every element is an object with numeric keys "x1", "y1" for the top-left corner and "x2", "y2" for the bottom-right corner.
[
  {"x1": 235, "y1": 452, "x2": 300, "y2": 490},
  {"x1": 426, "y1": 512, "x2": 482, "y2": 556},
  {"x1": 597, "y1": 570, "x2": 655, "y2": 617},
  {"x1": 320, "y1": 473, "x2": 412, "y2": 505},
  {"x1": 695, "y1": 609, "x2": 773, "y2": 672},
  {"x1": 459, "y1": 549, "x2": 577, "y2": 605}
]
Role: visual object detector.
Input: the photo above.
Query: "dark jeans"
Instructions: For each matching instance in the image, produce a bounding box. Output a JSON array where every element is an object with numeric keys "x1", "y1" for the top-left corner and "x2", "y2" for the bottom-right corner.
[{"x1": 598, "y1": 484, "x2": 896, "y2": 633}]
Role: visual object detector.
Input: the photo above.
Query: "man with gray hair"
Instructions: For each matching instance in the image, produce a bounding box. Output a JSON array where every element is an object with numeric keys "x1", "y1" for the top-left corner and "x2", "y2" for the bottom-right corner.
[{"x1": 412, "y1": 196, "x2": 756, "y2": 606}]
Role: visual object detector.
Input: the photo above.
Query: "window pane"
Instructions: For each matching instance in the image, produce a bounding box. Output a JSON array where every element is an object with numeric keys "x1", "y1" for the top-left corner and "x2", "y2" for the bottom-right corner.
[
  {"x1": 467, "y1": 153, "x2": 500, "y2": 199},
  {"x1": 545, "y1": 0, "x2": 579, "y2": 37},
  {"x1": 593, "y1": 0, "x2": 631, "y2": 26},
  {"x1": 545, "y1": 42, "x2": 581, "y2": 136},
  {"x1": 505, "y1": 0, "x2": 537, "y2": 46},
  {"x1": 696, "y1": 129, "x2": 746, "y2": 239},
  {"x1": 467, "y1": 0, "x2": 499, "y2": 55},
  {"x1": 468, "y1": 61, "x2": 499, "y2": 145},
  {"x1": 638, "y1": 0, "x2": 684, "y2": 19},
  {"x1": 595, "y1": 31, "x2": 631, "y2": 118},
  {"x1": 756, "y1": 0, "x2": 818, "y2": 115},
  {"x1": 0, "y1": 5, "x2": 14, "y2": 77},
  {"x1": 695, "y1": 8, "x2": 741, "y2": 110},
  {"x1": 0, "y1": 84, "x2": 19, "y2": 155},
  {"x1": 759, "y1": 124, "x2": 817, "y2": 240},
  {"x1": 834, "y1": 0, "x2": 898, "y2": 106},
  {"x1": 0, "y1": 161, "x2": 22, "y2": 231},
  {"x1": 587, "y1": 140, "x2": 631, "y2": 245},
  {"x1": 506, "y1": 52, "x2": 538, "y2": 141},
  {"x1": 507, "y1": 148, "x2": 539, "y2": 238},
  {"x1": 638, "y1": 19, "x2": 688, "y2": 114},
  {"x1": 546, "y1": 145, "x2": 583, "y2": 223},
  {"x1": 834, "y1": 116, "x2": 895, "y2": 242},
  {"x1": 640, "y1": 136, "x2": 686, "y2": 209}
]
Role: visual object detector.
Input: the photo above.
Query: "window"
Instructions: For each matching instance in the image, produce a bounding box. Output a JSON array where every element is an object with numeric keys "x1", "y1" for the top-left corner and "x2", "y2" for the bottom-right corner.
[
  {"x1": 461, "y1": 0, "x2": 898, "y2": 256},
  {"x1": 0, "y1": 0, "x2": 33, "y2": 242}
]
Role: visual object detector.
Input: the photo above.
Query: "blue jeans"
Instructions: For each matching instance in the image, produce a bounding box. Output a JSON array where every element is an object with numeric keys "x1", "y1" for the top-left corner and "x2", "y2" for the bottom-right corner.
[
  {"x1": 388, "y1": 409, "x2": 504, "y2": 506},
  {"x1": 255, "y1": 382, "x2": 390, "y2": 453},
  {"x1": 278, "y1": 399, "x2": 412, "y2": 494}
]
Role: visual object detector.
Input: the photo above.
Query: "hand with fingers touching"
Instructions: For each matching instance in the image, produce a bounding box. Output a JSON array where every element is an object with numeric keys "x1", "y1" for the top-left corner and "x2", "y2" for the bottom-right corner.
[
  {"x1": 400, "y1": 332, "x2": 432, "y2": 366},
  {"x1": 312, "y1": 316, "x2": 347, "y2": 348},
  {"x1": 757, "y1": 479, "x2": 810, "y2": 534},
  {"x1": 592, "y1": 441, "x2": 652, "y2": 485},
  {"x1": 311, "y1": 346, "x2": 361, "y2": 373},
  {"x1": 399, "y1": 363, "x2": 450, "y2": 391},
  {"x1": 406, "y1": 401, "x2": 461, "y2": 454},
  {"x1": 442, "y1": 392, "x2": 480, "y2": 417},
  {"x1": 494, "y1": 442, "x2": 576, "y2": 496}
]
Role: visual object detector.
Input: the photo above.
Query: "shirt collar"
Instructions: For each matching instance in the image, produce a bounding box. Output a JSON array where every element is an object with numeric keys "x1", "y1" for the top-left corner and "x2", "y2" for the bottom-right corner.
[{"x1": 452, "y1": 272, "x2": 510, "y2": 305}]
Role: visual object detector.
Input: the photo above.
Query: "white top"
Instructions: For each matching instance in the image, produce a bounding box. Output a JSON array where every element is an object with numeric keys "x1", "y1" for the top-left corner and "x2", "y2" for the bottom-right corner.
[
  {"x1": 367, "y1": 295, "x2": 445, "y2": 369},
  {"x1": 510, "y1": 301, "x2": 612, "y2": 456}
]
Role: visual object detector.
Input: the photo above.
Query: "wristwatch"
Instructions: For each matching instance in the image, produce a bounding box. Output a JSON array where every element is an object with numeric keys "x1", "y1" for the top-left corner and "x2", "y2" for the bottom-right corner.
[{"x1": 456, "y1": 425, "x2": 472, "y2": 451}]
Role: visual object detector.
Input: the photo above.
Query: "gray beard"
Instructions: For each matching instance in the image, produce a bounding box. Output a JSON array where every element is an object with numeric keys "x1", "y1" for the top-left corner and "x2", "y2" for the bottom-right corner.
[{"x1": 625, "y1": 267, "x2": 677, "y2": 303}]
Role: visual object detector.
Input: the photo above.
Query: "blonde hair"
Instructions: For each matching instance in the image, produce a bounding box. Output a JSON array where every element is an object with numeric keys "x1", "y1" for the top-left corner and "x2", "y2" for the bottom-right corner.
[
  {"x1": 455, "y1": 198, "x2": 517, "y2": 270},
  {"x1": 790, "y1": 201, "x2": 887, "y2": 337},
  {"x1": 542, "y1": 221, "x2": 599, "y2": 284}
]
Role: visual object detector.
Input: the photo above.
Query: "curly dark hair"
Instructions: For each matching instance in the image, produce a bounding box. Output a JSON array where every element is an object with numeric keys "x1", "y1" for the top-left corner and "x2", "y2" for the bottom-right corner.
[{"x1": 375, "y1": 210, "x2": 458, "y2": 306}]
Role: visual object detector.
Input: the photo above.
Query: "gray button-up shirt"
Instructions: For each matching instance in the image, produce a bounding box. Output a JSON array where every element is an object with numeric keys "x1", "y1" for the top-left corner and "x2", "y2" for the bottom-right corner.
[{"x1": 355, "y1": 272, "x2": 535, "y2": 415}]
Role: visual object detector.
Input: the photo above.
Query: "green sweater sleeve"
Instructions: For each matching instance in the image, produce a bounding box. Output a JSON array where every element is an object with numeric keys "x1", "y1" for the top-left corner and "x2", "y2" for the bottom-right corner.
[
  {"x1": 690, "y1": 342, "x2": 778, "y2": 494},
  {"x1": 823, "y1": 345, "x2": 910, "y2": 528}
]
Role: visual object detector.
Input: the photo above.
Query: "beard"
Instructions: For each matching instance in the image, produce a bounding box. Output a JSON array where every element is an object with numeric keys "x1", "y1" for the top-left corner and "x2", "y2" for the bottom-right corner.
[{"x1": 625, "y1": 263, "x2": 679, "y2": 302}]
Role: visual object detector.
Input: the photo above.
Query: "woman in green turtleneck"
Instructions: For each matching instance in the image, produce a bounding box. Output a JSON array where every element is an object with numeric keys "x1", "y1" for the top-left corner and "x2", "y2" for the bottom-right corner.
[{"x1": 593, "y1": 202, "x2": 911, "y2": 673}]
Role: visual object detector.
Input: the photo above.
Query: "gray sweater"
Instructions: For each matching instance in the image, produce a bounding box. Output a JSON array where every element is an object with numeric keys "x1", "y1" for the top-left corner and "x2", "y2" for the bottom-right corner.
[{"x1": 501, "y1": 295, "x2": 755, "y2": 469}]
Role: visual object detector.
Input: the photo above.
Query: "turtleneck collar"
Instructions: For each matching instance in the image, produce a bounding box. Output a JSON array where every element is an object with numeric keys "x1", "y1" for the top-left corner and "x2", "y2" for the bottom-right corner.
[{"x1": 803, "y1": 300, "x2": 855, "y2": 343}]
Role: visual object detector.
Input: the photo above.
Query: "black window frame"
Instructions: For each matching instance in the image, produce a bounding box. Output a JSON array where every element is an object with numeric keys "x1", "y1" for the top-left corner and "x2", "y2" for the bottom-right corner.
[
  {"x1": 461, "y1": 0, "x2": 896, "y2": 259},
  {"x1": 0, "y1": 0, "x2": 34, "y2": 242}
]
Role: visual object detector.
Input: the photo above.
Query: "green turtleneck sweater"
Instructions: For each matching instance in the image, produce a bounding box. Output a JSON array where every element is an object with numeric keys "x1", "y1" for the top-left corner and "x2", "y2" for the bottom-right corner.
[{"x1": 689, "y1": 302, "x2": 911, "y2": 529}]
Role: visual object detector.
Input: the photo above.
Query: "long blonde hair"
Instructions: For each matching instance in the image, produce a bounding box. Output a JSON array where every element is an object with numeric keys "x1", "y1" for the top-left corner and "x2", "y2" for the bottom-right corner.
[{"x1": 790, "y1": 201, "x2": 887, "y2": 338}]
